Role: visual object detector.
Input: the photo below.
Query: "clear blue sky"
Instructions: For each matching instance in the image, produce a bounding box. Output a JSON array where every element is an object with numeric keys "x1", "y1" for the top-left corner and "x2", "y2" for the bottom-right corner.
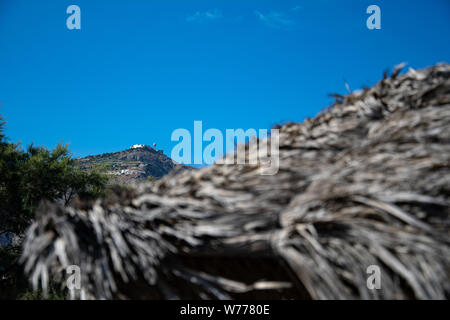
[{"x1": 0, "y1": 0, "x2": 449, "y2": 158}]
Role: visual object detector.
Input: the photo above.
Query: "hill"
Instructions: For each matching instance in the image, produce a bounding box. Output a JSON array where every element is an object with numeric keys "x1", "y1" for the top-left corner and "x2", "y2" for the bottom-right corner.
[{"x1": 76, "y1": 145, "x2": 185, "y2": 184}]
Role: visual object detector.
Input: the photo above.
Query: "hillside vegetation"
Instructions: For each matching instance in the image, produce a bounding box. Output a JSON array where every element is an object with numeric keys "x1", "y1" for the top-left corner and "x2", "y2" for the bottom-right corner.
[{"x1": 76, "y1": 145, "x2": 183, "y2": 185}]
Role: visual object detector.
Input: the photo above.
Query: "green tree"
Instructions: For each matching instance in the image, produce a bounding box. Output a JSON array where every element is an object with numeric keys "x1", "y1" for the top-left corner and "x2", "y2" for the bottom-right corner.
[
  {"x1": 0, "y1": 115, "x2": 108, "y2": 298},
  {"x1": 0, "y1": 141, "x2": 107, "y2": 235}
]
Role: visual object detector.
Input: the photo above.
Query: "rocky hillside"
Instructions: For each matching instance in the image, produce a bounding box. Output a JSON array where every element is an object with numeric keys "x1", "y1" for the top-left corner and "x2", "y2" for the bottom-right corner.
[{"x1": 76, "y1": 145, "x2": 185, "y2": 185}]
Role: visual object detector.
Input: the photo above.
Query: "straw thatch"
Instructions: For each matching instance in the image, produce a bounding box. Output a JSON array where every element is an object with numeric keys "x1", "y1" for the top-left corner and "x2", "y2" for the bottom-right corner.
[{"x1": 21, "y1": 63, "x2": 450, "y2": 299}]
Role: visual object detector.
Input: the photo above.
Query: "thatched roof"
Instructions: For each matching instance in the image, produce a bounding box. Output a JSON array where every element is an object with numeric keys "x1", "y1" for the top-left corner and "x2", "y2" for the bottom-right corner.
[{"x1": 21, "y1": 63, "x2": 450, "y2": 299}]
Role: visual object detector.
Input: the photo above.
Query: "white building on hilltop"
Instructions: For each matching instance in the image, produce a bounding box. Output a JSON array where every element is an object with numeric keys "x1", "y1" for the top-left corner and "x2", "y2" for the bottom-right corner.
[{"x1": 130, "y1": 144, "x2": 146, "y2": 149}]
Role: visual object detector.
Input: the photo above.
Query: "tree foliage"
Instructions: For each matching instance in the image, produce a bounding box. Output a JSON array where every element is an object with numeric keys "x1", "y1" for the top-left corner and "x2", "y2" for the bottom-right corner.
[
  {"x1": 0, "y1": 120, "x2": 107, "y2": 235},
  {"x1": 0, "y1": 114, "x2": 107, "y2": 298}
]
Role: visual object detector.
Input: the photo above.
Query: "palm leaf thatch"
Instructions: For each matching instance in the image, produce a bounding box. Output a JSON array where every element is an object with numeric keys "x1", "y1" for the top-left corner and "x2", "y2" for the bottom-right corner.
[{"x1": 21, "y1": 63, "x2": 450, "y2": 299}]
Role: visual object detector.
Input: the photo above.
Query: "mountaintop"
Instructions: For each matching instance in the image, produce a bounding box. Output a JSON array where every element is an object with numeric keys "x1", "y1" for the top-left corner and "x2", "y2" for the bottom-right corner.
[{"x1": 76, "y1": 145, "x2": 185, "y2": 184}]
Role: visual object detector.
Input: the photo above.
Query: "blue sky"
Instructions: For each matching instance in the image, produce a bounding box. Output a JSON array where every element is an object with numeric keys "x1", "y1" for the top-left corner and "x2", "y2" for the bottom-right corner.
[{"x1": 0, "y1": 0, "x2": 449, "y2": 159}]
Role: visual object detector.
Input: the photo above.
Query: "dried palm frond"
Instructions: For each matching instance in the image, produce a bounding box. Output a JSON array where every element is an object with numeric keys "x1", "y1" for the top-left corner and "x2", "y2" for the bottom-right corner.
[{"x1": 21, "y1": 63, "x2": 450, "y2": 299}]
